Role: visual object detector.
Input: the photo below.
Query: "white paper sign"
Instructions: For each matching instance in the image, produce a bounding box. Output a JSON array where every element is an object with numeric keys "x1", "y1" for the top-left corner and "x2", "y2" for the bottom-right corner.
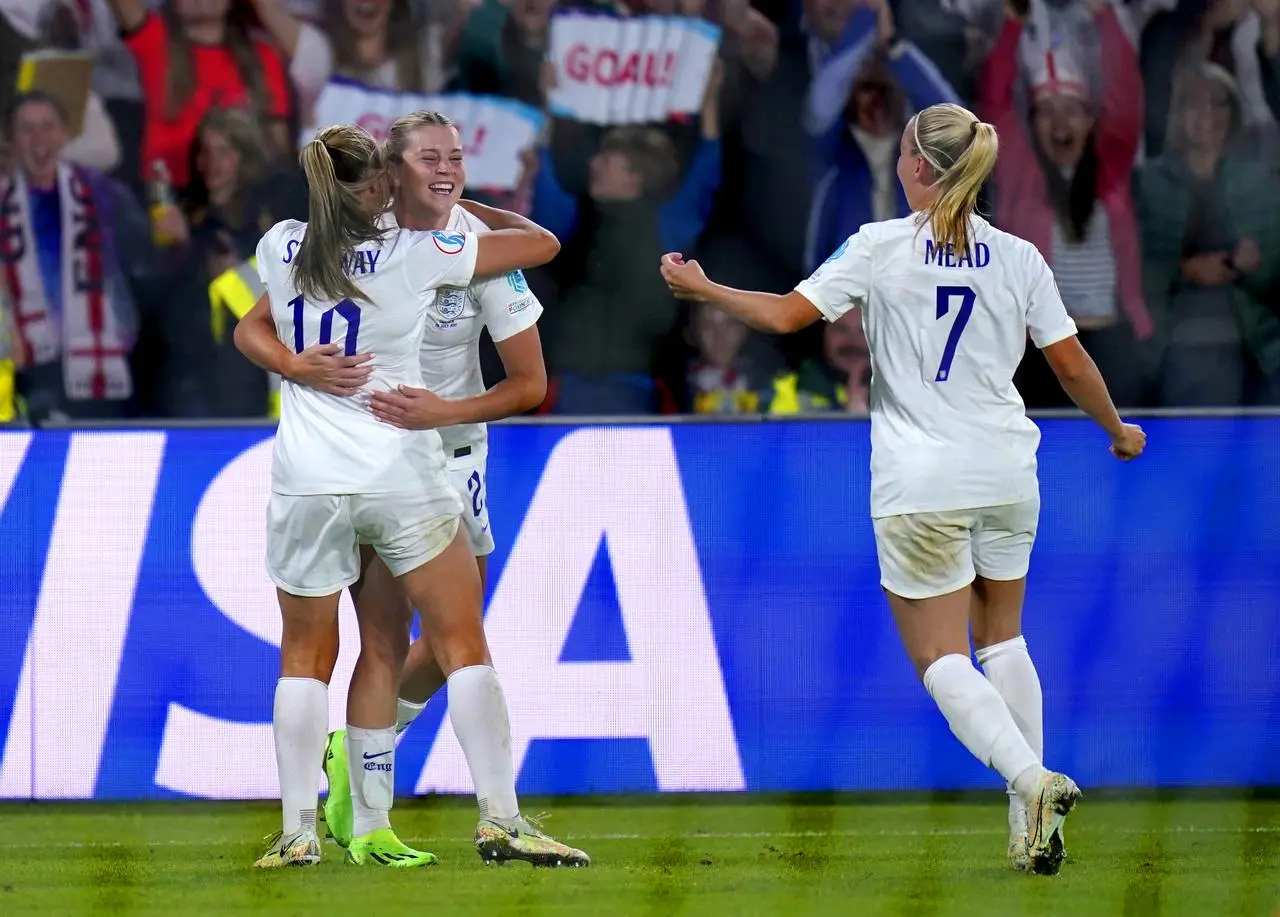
[
  {"x1": 668, "y1": 19, "x2": 721, "y2": 116},
  {"x1": 310, "y1": 81, "x2": 545, "y2": 191},
  {"x1": 546, "y1": 12, "x2": 721, "y2": 125}
]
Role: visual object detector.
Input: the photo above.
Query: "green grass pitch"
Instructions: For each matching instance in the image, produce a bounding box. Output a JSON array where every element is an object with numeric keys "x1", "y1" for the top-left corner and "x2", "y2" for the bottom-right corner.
[{"x1": 0, "y1": 793, "x2": 1275, "y2": 916}]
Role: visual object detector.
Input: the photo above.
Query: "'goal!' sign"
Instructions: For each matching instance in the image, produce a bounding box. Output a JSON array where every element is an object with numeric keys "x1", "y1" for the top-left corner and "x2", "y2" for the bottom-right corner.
[{"x1": 546, "y1": 12, "x2": 721, "y2": 125}]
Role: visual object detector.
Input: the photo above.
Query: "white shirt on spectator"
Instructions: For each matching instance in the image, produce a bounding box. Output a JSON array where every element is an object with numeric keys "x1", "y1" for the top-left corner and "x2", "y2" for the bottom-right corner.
[
  {"x1": 850, "y1": 126, "x2": 900, "y2": 223},
  {"x1": 62, "y1": 91, "x2": 121, "y2": 173},
  {"x1": 256, "y1": 219, "x2": 478, "y2": 495},
  {"x1": 795, "y1": 214, "x2": 1077, "y2": 518}
]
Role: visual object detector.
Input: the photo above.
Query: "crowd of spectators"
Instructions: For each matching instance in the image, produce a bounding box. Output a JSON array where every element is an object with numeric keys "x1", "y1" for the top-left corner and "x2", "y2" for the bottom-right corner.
[{"x1": 2, "y1": 0, "x2": 1280, "y2": 423}]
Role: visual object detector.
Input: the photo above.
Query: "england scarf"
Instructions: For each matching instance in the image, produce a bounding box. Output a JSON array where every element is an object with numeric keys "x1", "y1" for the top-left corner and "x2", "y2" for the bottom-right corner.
[{"x1": 0, "y1": 164, "x2": 132, "y2": 400}]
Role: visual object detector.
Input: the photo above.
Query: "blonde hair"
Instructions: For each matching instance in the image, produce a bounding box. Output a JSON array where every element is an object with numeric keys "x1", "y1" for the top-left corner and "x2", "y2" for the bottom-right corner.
[
  {"x1": 1165, "y1": 61, "x2": 1241, "y2": 154},
  {"x1": 383, "y1": 109, "x2": 457, "y2": 167},
  {"x1": 910, "y1": 103, "x2": 999, "y2": 253},
  {"x1": 293, "y1": 125, "x2": 388, "y2": 304}
]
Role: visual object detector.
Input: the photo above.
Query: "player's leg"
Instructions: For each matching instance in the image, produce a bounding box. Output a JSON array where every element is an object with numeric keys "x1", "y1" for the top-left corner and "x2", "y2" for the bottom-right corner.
[
  {"x1": 395, "y1": 450, "x2": 496, "y2": 733},
  {"x1": 392, "y1": 530, "x2": 589, "y2": 867},
  {"x1": 318, "y1": 551, "x2": 410, "y2": 850},
  {"x1": 875, "y1": 510, "x2": 1076, "y2": 875},
  {"x1": 338, "y1": 545, "x2": 435, "y2": 868},
  {"x1": 395, "y1": 553, "x2": 490, "y2": 731},
  {"x1": 257, "y1": 494, "x2": 353, "y2": 869},
  {"x1": 969, "y1": 497, "x2": 1053, "y2": 871}
]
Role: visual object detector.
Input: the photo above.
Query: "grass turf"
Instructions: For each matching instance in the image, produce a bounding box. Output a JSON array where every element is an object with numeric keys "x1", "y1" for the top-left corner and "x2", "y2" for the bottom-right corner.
[{"x1": 0, "y1": 793, "x2": 1275, "y2": 916}]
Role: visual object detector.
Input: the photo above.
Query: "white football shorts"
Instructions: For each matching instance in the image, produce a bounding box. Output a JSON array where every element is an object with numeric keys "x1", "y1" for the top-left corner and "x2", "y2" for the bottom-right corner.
[
  {"x1": 872, "y1": 496, "x2": 1040, "y2": 600},
  {"x1": 446, "y1": 441, "x2": 495, "y2": 557},
  {"x1": 266, "y1": 487, "x2": 463, "y2": 597}
]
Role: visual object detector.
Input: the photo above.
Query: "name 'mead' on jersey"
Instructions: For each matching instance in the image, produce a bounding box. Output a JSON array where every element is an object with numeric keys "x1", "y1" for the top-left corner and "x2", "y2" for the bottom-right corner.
[
  {"x1": 795, "y1": 215, "x2": 1078, "y2": 518},
  {"x1": 256, "y1": 219, "x2": 479, "y2": 495}
]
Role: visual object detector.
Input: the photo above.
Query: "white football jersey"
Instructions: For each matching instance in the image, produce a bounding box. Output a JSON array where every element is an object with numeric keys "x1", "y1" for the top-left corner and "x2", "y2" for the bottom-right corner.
[
  {"x1": 256, "y1": 219, "x2": 479, "y2": 495},
  {"x1": 419, "y1": 206, "x2": 544, "y2": 453},
  {"x1": 796, "y1": 214, "x2": 1077, "y2": 518}
]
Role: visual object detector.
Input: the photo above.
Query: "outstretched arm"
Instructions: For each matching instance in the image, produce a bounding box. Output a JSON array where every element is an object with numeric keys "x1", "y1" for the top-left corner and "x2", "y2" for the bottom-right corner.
[{"x1": 659, "y1": 254, "x2": 822, "y2": 334}]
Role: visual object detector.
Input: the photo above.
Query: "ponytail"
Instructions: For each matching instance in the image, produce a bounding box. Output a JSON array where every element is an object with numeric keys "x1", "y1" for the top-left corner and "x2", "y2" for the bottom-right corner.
[
  {"x1": 292, "y1": 126, "x2": 387, "y2": 304},
  {"x1": 912, "y1": 104, "x2": 999, "y2": 254}
]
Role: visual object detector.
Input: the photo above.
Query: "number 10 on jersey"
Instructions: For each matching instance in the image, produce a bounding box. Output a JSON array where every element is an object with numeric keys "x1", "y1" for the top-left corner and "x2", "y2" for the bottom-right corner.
[
  {"x1": 289, "y1": 296, "x2": 363, "y2": 355},
  {"x1": 933, "y1": 285, "x2": 975, "y2": 382}
]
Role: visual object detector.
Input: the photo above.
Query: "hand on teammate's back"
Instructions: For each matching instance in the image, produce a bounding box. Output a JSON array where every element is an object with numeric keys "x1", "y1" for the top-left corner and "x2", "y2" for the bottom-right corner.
[
  {"x1": 1109, "y1": 423, "x2": 1146, "y2": 462},
  {"x1": 287, "y1": 344, "x2": 373, "y2": 396},
  {"x1": 370, "y1": 386, "x2": 455, "y2": 430}
]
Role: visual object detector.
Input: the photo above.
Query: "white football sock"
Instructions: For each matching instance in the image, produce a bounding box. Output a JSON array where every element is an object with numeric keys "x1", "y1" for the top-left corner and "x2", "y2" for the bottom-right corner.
[
  {"x1": 272, "y1": 677, "x2": 327, "y2": 836},
  {"x1": 346, "y1": 725, "x2": 395, "y2": 837},
  {"x1": 447, "y1": 665, "x2": 519, "y2": 820},
  {"x1": 922, "y1": 654, "x2": 1045, "y2": 800},
  {"x1": 977, "y1": 635, "x2": 1043, "y2": 832},
  {"x1": 395, "y1": 698, "x2": 426, "y2": 736}
]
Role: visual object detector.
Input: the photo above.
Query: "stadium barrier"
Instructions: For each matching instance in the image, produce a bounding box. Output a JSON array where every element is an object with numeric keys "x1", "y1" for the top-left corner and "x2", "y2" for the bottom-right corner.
[{"x1": 1, "y1": 417, "x2": 1277, "y2": 800}]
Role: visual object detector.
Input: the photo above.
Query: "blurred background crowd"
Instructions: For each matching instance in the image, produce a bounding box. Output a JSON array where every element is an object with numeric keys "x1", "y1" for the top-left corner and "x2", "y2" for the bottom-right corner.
[{"x1": 2, "y1": 0, "x2": 1280, "y2": 423}]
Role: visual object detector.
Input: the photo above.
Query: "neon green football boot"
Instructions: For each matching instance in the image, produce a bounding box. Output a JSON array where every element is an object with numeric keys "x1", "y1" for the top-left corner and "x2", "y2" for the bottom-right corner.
[
  {"x1": 345, "y1": 828, "x2": 438, "y2": 868},
  {"x1": 322, "y1": 730, "x2": 354, "y2": 848}
]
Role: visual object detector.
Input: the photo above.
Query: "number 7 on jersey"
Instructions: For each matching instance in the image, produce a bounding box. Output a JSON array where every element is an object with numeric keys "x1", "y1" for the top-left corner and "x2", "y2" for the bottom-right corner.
[{"x1": 933, "y1": 285, "x2": 975, "y2": 382}]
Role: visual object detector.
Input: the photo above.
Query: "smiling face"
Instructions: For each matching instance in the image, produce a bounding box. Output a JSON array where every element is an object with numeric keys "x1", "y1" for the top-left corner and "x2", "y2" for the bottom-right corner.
[
  {"x1": 1031, "y1": 93, "x2": 1094, "y2": 169},
  {"x1": 11, "y1": 98, "x2": 68, "y2": 187},
  {"x1": 391, "y1": 123, "x2": 466, "y2": 224}
]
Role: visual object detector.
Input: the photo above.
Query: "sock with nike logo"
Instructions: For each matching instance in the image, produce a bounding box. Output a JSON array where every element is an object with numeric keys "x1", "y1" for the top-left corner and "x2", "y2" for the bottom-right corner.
[{"x1": 346, "y1": 725, "x2": 395, "y2": 837}]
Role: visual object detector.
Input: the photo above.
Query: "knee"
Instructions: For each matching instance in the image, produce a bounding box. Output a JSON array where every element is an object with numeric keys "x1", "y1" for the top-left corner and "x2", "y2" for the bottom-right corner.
[
  {"x1": 972, "y1": 620, "x2": 1021, "y2": 652},
  {"x1": 430, "y1": 626, "x2": 489, "y2": 676},
  {"x1": 910, "y1": 647, "x2": 949, "y2": 681},
  {"x1": 280, "y1": 621, "x2": 340, "y2": 682}
]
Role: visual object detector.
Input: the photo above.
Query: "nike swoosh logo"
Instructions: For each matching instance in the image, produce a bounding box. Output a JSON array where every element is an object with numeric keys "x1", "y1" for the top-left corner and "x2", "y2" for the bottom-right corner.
[{"x1": 362, "y1": 750, "x2": 393, "y2": 760}]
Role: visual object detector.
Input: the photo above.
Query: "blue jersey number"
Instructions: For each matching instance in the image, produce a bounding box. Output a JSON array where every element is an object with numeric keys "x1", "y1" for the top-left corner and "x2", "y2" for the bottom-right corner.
[
  {"x1": 466, "y1": 470, "x2": 485, "y2": 517},
  {"x1": 289, "y1": 296, "x2": 362, "y2": 356},
  {"x1": 933, "y1": 285, "x2": 975, "y2": 382}
]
